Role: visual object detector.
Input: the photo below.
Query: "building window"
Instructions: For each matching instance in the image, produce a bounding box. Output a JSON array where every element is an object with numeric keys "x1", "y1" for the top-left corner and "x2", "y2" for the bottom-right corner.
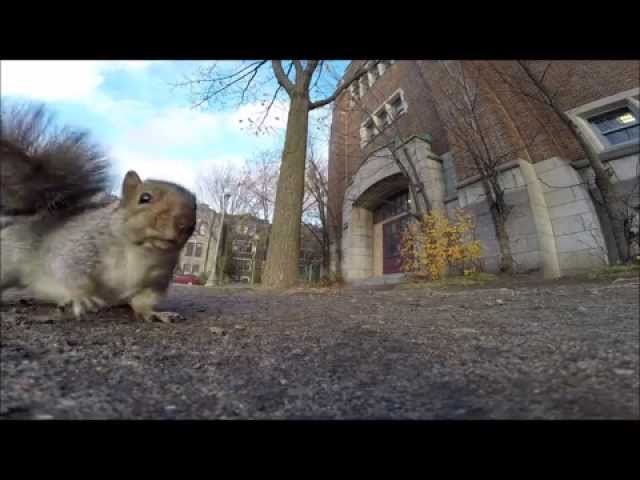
[
  {"x1": 378, "y1": 60, "x2": 392, "y2": 75},
  {"x1": 359, "y1": 76, "x2": 368, "y2": 97},
  {"x1": 588, "y1": 107, "x2": 639, "y2": 146},
  {"x1": 194, "y1": 243, "x2": 203, "y2": 258},
  {"x1": 183, "y1": 263, "x2": 190, "y2": 273},
  {"x1": 373, "y1": 190, "x2": 410, "y2": 224},
  {"x1": 360, "y1": 89, "x2": 407, "y2": 146},
  {"x1": 235, "y1": 259, "x2": 251, "y2": 272},
  {"x1": 375, "y1": 108, "x2": 391, "y2": 130},
  {"x1": 368, "y1": 64, "x2": 379, "y2": 87},
  {"x1": 349, "y1": 83, "x2": 359, "y2": 107},
  {"x1": 191, "y1": 263, "x2": 200, "y2": 274},
  {"x1": 185, "y1": 242, "x2": 194, "y2": 256},
  {"x1": 567, "y1": 87, "x2": 639, "y2": 160},
  {"x1": 389, "y1": 93, "x2": 407, "y2": 117},
  {"x1": 361, "y1": 118, "x2": 377, "y2": 146},
  {"x1": 232, "y1": 239, "x2": 253, "y2": 255}
]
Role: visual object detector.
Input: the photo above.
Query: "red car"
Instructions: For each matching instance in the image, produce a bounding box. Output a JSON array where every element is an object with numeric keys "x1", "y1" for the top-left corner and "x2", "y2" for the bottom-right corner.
[{"x1": 173, "y1": 274, "x2": 202, "y2": 285}]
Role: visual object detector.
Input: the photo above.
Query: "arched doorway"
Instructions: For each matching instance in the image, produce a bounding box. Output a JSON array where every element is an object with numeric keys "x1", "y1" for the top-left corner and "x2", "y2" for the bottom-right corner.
[{"x1": 352, "y1": 173, "x2": 411, "y2": 277}]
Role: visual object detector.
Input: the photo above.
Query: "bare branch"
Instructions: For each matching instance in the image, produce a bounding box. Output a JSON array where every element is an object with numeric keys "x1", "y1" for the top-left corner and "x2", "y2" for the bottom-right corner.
[
  {"x1": 293, "y1": 60, "x2": 304, "y2": 83},
  {"x1": 310, "y1": 60, "x2": 325, "y2": 93},
  {"x1": 309, "y1": 63, "x2": 369, "y2": 110},
  {"x1": 256, "y1": 62, "x2": 293, "y2": 132},
  {"x1": 305, "y1": 60, "x2": 319, "y2": 75},
  {"x1": 272, "y1": 60, "x2": 295, "y2": 94},
  {"x1": 241, "y1": 66, "x2": 261, "y2": 104},
  {"x1": 188, "y1": 61, "x2": 269, "y2": 109}
]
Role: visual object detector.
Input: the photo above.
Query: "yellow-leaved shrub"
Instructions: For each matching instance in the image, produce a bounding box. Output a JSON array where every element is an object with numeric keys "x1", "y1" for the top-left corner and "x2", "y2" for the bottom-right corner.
[{"x1": 400, "y1": 209, "x2": 482, "y2": 281}]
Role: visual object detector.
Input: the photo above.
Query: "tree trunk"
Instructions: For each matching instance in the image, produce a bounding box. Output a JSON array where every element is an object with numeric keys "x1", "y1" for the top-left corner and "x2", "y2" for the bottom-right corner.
[
  {"x1": 483, "y1": 178, "x2": 514, "y2": 273},
  {"x1": 262, "y1": 94, "x2": 310, "y2": 288},
  {"x1": 492, "y1": 205, "x2": 514, "y2": 273},
  {"x1": 560, "y1": 113, "x2": 629, "y2": 263}
]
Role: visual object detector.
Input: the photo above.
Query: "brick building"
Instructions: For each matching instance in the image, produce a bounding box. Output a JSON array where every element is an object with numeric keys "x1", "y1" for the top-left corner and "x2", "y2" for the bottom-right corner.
[
  {"x1": 328, "y1": 60, "x2": 639, "y2": 281},
  {"x1": 177, "y1": 202, "x2": 222, "y2": 280},
  {"x1": 222, "y1": 213, "x2": 269, "y2": 283}
]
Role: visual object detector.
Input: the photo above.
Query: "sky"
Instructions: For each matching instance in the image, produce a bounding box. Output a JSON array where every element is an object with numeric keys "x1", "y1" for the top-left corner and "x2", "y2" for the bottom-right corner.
[{"x1": 0, "y1": 60, "x2": 349, "y2": 198}]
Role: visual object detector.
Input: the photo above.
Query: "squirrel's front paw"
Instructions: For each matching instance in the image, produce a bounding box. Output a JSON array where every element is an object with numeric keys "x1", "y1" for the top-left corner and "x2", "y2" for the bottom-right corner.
[
  {"x1": 58, "y1": 297, "x2": 106, "y2": 320},
  {"x1": 63, "y1": 296, "x2": 106, "y2": 320},
  {"x1": 140, "y1": 311, "x2": 186, "y2": 324}
]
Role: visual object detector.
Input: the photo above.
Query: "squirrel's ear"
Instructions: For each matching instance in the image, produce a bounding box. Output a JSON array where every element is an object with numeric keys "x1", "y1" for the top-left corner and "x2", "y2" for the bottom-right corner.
[{"x1": 122, "y1": 170, "x2": 142, "y2": 201}]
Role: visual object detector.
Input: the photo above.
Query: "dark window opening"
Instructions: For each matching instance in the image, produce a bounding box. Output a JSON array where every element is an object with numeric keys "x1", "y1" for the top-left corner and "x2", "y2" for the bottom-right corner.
[
  {"x1": 373, "y1": 190, "x2": 410, "y2": 224},
  {"x1": 589, "y1": 107, "x2": 639, "y2": 146}
]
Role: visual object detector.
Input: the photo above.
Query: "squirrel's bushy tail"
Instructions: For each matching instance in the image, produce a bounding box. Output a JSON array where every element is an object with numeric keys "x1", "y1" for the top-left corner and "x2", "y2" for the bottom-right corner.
[{"x1": 1, "y1": 102, "x2": 111, "y2": 218}]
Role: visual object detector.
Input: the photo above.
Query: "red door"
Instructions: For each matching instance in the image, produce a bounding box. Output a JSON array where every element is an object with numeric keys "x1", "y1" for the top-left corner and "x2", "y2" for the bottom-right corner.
[{"x1": 382, "y1": 215, "x2": 409, "y2": 274}]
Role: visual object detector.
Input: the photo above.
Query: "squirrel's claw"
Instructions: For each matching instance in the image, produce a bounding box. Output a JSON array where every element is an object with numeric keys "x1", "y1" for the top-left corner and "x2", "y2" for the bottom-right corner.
[
  {"x1": 69, "y1": 296, "x2": 105, "y2": 320},
  {"x1": 72, "y1": 301, "x2": 87, "y2": 320},
  {"x1": 143, "y1": 311, "x2": 186, "y2": 324}
]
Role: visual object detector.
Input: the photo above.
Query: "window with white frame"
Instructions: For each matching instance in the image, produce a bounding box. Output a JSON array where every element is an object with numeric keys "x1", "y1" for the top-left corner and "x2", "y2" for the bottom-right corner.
[
  {"x1": 359, "y1": 76, "x2": 368, "y2": 97},
  {"x1": 348, "y1": 83, "x2": 357, "y2": 108},
  {"x1": 377, "y1": 60, "x2": 392, "y2": 76},
  {"x1": 389, "y1": 92, "x2": 407, "y2": 117},
  {"x1": 567, "y1": 88, "x2": 640, "y2": 158},
  {"x1": 359, "y1": 89, "x2": 408, "y2": 145},
  {"x1": 588, "y1": 107, "x2": 639, "y2": 147},
  {"x1": 232, "y1": 239, "x2": 252, "y2": 255},
  {"x1": 375, "y1": 108, "x2": 391, "y2": 129},
  {"x1": 362, "y1": 119, "x2": 377, "y2": 145},
  {"x1": 368, "y1": 64, "x2": 380, "y2": 86},
  {"x1": 183, "y1": 263, "x2": 191, "y2": 273},
  {"x1": 348, "y1": 61, "x2": 394, "y2": 103}
]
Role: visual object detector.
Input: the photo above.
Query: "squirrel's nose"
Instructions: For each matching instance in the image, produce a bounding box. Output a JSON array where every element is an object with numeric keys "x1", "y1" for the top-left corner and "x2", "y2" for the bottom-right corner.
[{"x1": 176, "y1": 215, "x2": 194, "y2": 232}]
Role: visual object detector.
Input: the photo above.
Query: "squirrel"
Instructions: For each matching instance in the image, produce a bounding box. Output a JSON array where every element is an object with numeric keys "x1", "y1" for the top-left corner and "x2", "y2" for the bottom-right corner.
[{"x1": 1, "y1": 102, "x2": 197, "y2": 323}]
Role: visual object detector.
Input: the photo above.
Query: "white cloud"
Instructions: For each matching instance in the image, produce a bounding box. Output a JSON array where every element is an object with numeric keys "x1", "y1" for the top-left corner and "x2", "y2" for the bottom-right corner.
[
  {"x1": 109, "y1": 146, "x2": 246, "y2": 201},
  {"x1": 0, "y1": 60, "x2": 156, "y2": 102},
  {"x1": 123, "y1": 106, "x2": 224, "y2": 148},
  {"x1": 1, "y1": 61, "x2": 105, "y2": 101},
  {"x1": 198, "y1": 154, "x2": 246, "y2": 172},
  {"x1": 110, "y1": 147, "x2": 199, "y2": 193},
  {"x1": 105, "y1": 61, "x2": 157, "y2": 71}
]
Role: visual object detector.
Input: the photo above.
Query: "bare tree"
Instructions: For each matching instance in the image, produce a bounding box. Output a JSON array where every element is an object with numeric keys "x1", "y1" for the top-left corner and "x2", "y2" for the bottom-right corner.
[
  {"x1": 197, "y1": 163, "x2": 250, "y2": 215},
  {"x1": 241, "y1": 149, "x2": 280, "y2": 222},
  {"x1": 421, "y1": 61, "x2": 517, "y2": 273},
  {"x1": 176, "y1": 60, "x2": 370, "y2": 288},
  {"x1": 489, "y1": 60, "x2": 633, "y2": 263},
  {"x1": 303, "y1": 142, "x2": 332, "y2": 277}
]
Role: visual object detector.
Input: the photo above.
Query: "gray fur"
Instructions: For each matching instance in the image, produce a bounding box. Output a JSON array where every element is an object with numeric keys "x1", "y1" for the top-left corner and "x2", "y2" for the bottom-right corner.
[
  {"x1": 1, "y1": 102, "x2": 110, "y2": 220},
  {"x1": 0, "y1": 103, "x2": 195, "y2": 322}
]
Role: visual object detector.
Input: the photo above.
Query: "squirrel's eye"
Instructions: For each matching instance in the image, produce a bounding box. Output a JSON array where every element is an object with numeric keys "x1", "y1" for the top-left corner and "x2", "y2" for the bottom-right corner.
[{"x1": 139, "y1": 193, "x2": 153, "y2": 204}]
